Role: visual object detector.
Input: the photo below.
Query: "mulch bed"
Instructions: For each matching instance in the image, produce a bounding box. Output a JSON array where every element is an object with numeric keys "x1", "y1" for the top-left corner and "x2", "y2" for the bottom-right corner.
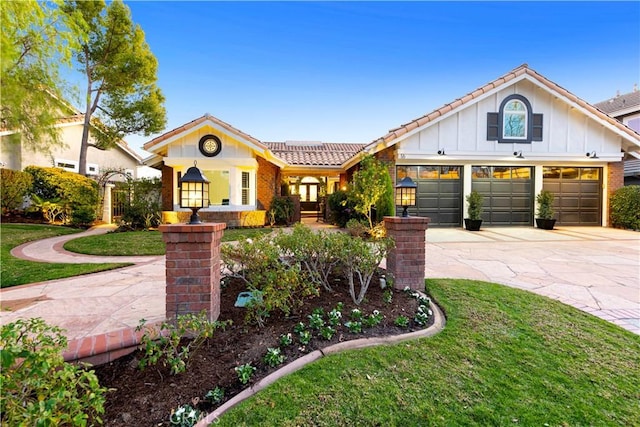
[{"x1": 94, "y1": 272, "x2": 432, "y2": 426}]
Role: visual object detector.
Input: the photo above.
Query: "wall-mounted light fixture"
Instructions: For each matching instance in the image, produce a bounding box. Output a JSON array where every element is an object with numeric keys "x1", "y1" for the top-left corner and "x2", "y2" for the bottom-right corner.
[
  {"x1": 437, "y1": 149, "x2": 446, "y2": 155},
  {"x1": 395, "y1": 176, "x2": 417, "y2": 218},
  {"x1": 513, "y1": 150, "x2": 524, "y2": 159},
  {"x1": 179, "y1": 161, "x2": 210, "y2": 224},
  {"x1": 586, "y1": 151, "x2": 598, "y2": 159}
]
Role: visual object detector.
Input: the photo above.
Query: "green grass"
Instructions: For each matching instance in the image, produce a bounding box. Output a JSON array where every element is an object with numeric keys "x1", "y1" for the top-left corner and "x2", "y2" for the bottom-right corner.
[
  {"x1": 216, "y1": 279, "x2": 640, "y2": 426},
  {"x1": 1, "y1": 224, "x2": 129, "y2": 289},
  {"x1": 63, "y1": 227, "x2": 273, "y2": 256}
]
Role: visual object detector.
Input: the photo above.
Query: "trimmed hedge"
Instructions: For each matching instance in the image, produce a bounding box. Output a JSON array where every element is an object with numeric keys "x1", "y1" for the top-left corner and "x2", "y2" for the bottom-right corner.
[
  {"x1": 610, "y1": 185, "x2": 640, "y2": 230},
  {"x1": 0, "y1": 168, "x2": 33, "y2": 213}
]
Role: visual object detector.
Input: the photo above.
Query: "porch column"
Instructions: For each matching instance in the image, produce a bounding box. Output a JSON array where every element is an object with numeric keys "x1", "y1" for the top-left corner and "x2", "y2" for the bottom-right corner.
[
  {"x1": 101, "y1": 183, "x2": 115, "y2": 224},
  {"x1": 384, "y1": 216, "x2": 430, "y2": 291},
  {"x1": 159, "y1": 223, "x2": 226, "y2": 321}
]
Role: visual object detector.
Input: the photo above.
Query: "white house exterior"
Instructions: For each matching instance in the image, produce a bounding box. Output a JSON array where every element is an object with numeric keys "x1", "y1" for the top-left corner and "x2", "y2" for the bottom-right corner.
[
  {"x1": 347, "y1": 64, "x2": 640, "y2": 227},
  {"x1": 1, "y1": 113, "x2": 142, "y2": 179},
  {"x1": 145, "y1": 65, "x2": 640, "y2": 228}
]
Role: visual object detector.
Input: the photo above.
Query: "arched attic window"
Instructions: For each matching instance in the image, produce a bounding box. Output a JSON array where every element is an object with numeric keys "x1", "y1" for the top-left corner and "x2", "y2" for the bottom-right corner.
[{"x1": 487, "y1": 94, "x2": 543, "y2": 143}]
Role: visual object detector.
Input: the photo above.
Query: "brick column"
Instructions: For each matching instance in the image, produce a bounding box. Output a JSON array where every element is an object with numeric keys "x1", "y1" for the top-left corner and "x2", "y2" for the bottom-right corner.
[
  {"x1": 159, "y1": 223, "x2": 226, "y2": 321},
  {"x1": 384, "y1": 216, "x2": 430, "y2": 291}
]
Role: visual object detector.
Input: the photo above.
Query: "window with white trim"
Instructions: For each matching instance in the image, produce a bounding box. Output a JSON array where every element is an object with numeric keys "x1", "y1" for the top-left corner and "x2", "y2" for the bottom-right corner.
[
  {"x1": 87, "y1": 163, "x2": 99, "y2": 175},
  {"x1": 241, "y1": 171, "x2": 250, "y2": 205}
]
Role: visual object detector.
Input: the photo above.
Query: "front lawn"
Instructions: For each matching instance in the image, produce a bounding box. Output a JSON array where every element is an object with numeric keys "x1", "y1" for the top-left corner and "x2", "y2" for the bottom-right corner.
[
  {"x1": 0, "y1": 224, "x2": 129, "y2": 288},
  {"x1": 215, "y1": 279, "x2": 640, "y2": 426},
  {"x1": 63, "y1": 227, "x2": 273, "y2": 256}
]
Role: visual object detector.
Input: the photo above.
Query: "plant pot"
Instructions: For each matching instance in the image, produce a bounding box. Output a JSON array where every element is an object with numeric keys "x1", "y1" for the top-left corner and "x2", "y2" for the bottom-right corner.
[
  {"x1": 535, "y1": 218, "x2": 556, "y2": 230},
  {"x1": 464, "y1": 219, "x2": 482, "y2": 231}
]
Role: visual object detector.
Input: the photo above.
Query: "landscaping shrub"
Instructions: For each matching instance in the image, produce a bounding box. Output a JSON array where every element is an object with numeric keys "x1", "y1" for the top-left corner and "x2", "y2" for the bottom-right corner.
[
  {"x1": 118, "y1": 177, "x2": 162, "y2": 230},
  {"x1": 275, "y1": 223, "x2": 347, "y2": 292},
  {"x1": 610, "y1": 185, "x2": 640, "y2": 230},
  {"x1": 327, "y1": 189, "x2": 358, "y2": 227},
  {"x1": 341, "y1": 236, "x2": 394, "y2": 305},
  {"x1": 221, "y1": 233, "x2": 318, "y2": 326},
  {"x1": 24, "y1": 166, "x2": 99, "y2": 223},
  {"x1": 136, "y1": 312, "x2": 230, "y2": 375},
  {"x1": 0, "y1": 318, "x2": 107, "y2": 425},
  {"x1": 346, "y1": 218, "x2": 369, "y2": 238},
  {"x1": 267, "y1": 196, "x2": 294, "y2": 226},
  {"x1": 376, "y1": 165, "x2": 395, "y2": 222},
  {"x1": 0, "y1": 168, "x2": 32, "y2": 213}
]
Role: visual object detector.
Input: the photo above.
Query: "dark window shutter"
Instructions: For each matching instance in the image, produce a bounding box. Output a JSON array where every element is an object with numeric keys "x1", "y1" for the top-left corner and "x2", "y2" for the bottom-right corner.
[
  {"x1": 532, "y1": 113, "x2": 543, "y2": 141},
  {"x1": 487, "y1": 112, "x2": 499, "y2": 140},
  {"x1": 177, "y1": 171, "x2": 182, "y2": 188}
]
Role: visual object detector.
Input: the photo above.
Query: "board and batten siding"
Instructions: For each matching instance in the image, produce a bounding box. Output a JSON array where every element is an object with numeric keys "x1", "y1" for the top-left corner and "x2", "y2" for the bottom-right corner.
[{"x1": 397, "y1": 79, "x2": 624, "y2": 158}]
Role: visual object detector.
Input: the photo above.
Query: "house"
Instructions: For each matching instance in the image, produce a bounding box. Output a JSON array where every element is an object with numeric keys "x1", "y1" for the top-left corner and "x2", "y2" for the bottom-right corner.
[
  {"x1": 143, "y1": 114, "x2": 364, "y2": 226},
  {"x1": 594, "y1": 88, "x2": 640, "y2": 185},
  {"x1": 0, "y1": 112, "x2": 143, "y2": 180},
  {"x1": 144, "y1": 64, "x2": 640, "y2": 228}
]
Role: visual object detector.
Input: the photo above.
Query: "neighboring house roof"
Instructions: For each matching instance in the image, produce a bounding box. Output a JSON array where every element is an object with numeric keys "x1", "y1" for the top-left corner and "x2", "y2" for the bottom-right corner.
[
  {"x1": 266, "y1": 141, "x2": 365, "y2": 166},
  {"x1": 346, "y1": 64, "x2": 640, "y2": 169},
  {"x1": 594, "y1": 90, "x2": 640, "y2": 116},
  {"x1": 143, "y1": 113, "x2": 268, "y2": 153}
]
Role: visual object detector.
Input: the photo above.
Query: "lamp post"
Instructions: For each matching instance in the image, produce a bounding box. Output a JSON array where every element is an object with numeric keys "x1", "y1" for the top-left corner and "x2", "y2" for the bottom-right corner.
[
  {"x1": 180, "y1": 162, "x2": 209, "y2": 224},
  {"x1": 395, "y1": 176, "x2": 417, "y2": 217}
]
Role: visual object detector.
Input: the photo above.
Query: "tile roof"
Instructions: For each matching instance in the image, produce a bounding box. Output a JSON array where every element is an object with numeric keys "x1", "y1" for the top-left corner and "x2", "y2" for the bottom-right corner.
[
  {"x1": 362, "y1": 64, "x2": 640, "y2": 154},
  {"x1": 594, "y1": 90, "x2": 640, "y2": 115},
  {"x1": 267, "y1": 141, "x2": 365, "y2": 166}
]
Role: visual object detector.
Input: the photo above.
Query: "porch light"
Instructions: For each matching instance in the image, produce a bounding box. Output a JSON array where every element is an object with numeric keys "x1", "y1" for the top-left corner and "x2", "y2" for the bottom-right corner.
[
  {"x1": 395, "y1": 176, "x2": 417, "y2": 217},
  {"x1": 180, "y1": 161, "x2": 209, "y2": 224}
]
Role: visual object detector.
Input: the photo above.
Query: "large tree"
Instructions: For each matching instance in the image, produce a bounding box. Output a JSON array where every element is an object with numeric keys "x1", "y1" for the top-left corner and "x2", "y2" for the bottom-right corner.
[
  {"x1": 64, "y1": 0, "x2": 166, "y2": 175},
  {"x1": 0, "y1": 0, "x2": 81, "y2": 152}
]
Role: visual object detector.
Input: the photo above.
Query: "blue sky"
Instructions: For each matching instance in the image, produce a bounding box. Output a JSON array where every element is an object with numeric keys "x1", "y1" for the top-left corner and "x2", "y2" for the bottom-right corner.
[{"x1": 121, "y1": 1, "x2": 640, "y2": 156}]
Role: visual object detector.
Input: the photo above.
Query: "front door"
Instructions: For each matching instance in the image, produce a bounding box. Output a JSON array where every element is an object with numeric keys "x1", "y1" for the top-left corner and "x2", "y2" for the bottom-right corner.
[{"x1": 299, "y1": 183, "x2": 319, "y2": 211}]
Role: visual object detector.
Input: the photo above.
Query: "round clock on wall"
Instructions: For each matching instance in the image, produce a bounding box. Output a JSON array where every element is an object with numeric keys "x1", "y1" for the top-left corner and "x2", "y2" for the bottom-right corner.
[{"x1": 198, "y1": 135, "x2": 222, "y2": 157}]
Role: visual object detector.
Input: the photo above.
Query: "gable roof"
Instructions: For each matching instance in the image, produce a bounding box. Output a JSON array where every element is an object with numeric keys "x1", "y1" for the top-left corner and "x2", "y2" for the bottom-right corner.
[
  {"x1": 594, "y1": 90, "x2": 640, "y2": 117},
  {"x1": 346, "y1": 64, "x2": 640, "y2": 169},
  {"x1": 266, "y1": 141, "x2": 365, "y2": 166},
  {"x1": 143, "y1": 113, "x2": 268, "y2": 153}
]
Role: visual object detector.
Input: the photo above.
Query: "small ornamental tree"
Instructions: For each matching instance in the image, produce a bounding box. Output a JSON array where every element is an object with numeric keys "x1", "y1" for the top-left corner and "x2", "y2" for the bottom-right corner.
[{"x1": 349, "y1": 154, "x2": 393, "y2": 230}]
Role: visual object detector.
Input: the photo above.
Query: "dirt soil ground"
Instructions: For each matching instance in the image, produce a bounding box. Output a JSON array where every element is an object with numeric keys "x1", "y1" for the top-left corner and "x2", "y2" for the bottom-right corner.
[{"x1": 95, "y1": 272, "x2": 431, "y2": 426}]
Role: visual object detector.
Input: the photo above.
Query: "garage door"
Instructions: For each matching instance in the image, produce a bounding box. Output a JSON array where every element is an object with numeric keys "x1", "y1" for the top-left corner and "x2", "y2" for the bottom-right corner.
[
  {"x1": 543, "y1": 167, "x2": 601, "y2": 225},
  {"x1": 472, "y1": 166, "x2": 533, "y2": 226},
  {"x1": 396, "y1": 166, "x2": 462, "y2": 227}
]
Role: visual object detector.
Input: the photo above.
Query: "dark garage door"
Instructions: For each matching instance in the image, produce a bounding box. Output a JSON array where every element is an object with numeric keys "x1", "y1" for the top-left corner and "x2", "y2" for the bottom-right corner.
[
  {"x1": 543, "y1": 167, "x2": 601, "y2": 225},
  {"x1": 396, "y1": 166, "x2": 462, "y2": 227},
  {"x1": 472, "y1": 166, "x2": 533, "y2": 226}
]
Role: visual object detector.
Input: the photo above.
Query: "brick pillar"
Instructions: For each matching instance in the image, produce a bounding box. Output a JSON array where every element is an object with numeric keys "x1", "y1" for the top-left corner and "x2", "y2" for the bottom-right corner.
[
  {"x1": 384, "y1": 216, "x2": 430, "y2": 291},
  {"x1": 159, "y1": 223, "x2": 226, "y2": 321}
]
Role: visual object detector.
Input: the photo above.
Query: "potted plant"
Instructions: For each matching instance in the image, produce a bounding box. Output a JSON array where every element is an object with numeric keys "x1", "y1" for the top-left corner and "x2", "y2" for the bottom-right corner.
[
  {"x1": 464, "y1": 190, "x2": 484, "y2": 231},
  {"x1": 536, "y1": 190, "x2": 556, "y2": 230}
]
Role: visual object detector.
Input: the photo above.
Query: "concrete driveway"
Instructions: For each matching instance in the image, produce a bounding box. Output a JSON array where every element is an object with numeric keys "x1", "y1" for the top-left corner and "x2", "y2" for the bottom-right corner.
[{"x1": 424, "y1": 226, "x2": 640, "y2": 333}]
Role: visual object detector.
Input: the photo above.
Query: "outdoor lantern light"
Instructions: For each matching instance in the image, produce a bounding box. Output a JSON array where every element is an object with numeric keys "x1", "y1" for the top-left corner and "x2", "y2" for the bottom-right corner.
[
  {"x1": 180, "y1": 161, "x2": 209, "y2": 224},
  {"x1": 395, "y1": 176, "x2": 417, "y2": 217}
]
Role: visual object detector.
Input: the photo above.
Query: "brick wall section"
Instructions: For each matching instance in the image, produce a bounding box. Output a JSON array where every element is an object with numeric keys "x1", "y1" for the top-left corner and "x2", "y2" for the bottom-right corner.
[
  {"x1": 161, "y1": 163, "x2": 174, "y2": 211},
  {"x1": 375, "y1": 145, "x2": 397, "y2": 184},
  {"x1": 162, "y1": 210, "x2": 266, "y2": 228},
  {"x1": 159, "y1": 223, "x2": 226, "y2": 321},
  {"x1": 257, "y1": 157, "x2": 280, "y2": 211},
  {"x1": 607, "y1": 161, "x2": 625, "y2": 226},
  {"x1": 384, "y1": 216, "x2": 430, "y2": 290}
]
